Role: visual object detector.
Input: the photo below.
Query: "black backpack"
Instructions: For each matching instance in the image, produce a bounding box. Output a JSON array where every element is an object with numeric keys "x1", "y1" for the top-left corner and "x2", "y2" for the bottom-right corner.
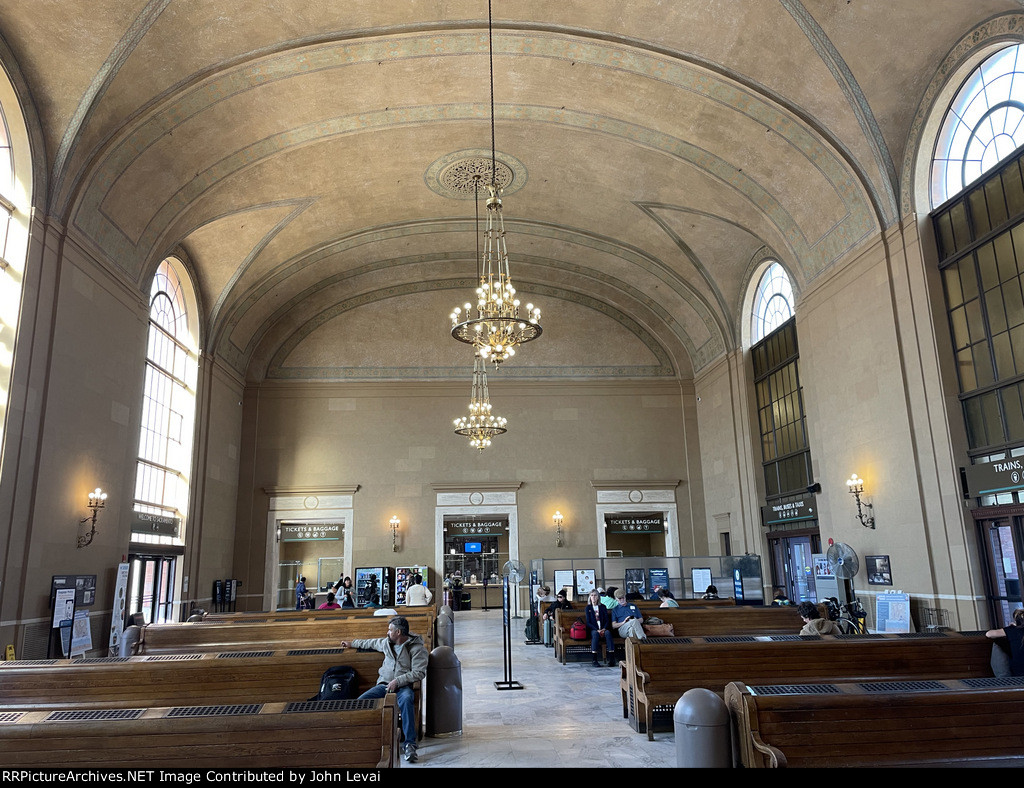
[
  {"x1": 524, "y1": 614, "x2": 539, "y2": 640},
  {"x1": 308, "y1": 665, "x2": 358, "y2": 701}
]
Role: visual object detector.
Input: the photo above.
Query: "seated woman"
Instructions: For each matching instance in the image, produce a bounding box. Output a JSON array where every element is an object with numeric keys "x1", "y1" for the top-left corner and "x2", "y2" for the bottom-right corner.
[
  {"x1": 701, "y1": 584, "x2": 720, "y2": 600},
  {"x1": 986, "y1": 608, "x2": 1024, "y2": 676},
  {"x1": 771, "y1": 586, "x2": 791, "y2": 606},
  {"x1": 585, "y1": 590, "x2": 615, "y2": 668},
  {"x1": 317, "y1": 592, "x2": 341, "y2": 610},
  {"x1": 543, "y1": 589, "x2": 572, "y2": 621},
  {"x1": 797, "y1": 601, "x2": 842, "y2": 635},
  {"x1": 657, "y1": 588, "x2": 679, "y2": 608}
]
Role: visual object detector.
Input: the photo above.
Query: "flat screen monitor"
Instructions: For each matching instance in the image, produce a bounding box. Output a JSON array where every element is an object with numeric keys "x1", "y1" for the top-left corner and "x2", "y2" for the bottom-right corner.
[{"x1": 464, "y1": 542, "x2": 482, "y2": 553}]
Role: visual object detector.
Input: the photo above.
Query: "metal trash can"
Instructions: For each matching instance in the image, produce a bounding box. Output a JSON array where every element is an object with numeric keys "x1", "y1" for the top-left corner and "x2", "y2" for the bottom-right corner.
[
  {"x1": 437, "y1": 606, "x2": 454, "y2": 649},
  {"x1": 675, "y1": 688, "x2": 730, "y2": 768},
  {"x1": 426, "y1": 646, "x2": 462, "y2": 738},
  {"x1": 118, "y1": 625, "x2": 142, "y2": 657}
]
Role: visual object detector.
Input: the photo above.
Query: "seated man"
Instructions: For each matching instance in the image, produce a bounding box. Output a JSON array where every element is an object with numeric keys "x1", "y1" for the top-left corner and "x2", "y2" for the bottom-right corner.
[
  {"x1": 611, "y1": 589, "x2": 647, "y2": 641},
  {"x1": 341, "y1": 616, "x2": 428, "y2": 763}
]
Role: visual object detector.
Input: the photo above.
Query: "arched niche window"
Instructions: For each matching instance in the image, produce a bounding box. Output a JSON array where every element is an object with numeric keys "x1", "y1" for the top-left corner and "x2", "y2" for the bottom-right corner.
[
  {"x1": 750, "y1": 261, "x2": 795, "y2": 344},
  {"x1": 931, "y1": 43, "x2": 1024, "y2": 208},
  {"x1": 0, "y1": 71, "x2": 31, "y2": 467},
  {"x1": 133, "y1": 258, "x2": 199, "y2": 545}
]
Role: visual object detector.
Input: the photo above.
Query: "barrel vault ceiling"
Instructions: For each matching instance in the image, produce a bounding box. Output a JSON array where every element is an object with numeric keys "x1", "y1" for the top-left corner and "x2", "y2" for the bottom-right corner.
[{"x1": 0, "y1": 0, "x2": 1016, "y2": 382}]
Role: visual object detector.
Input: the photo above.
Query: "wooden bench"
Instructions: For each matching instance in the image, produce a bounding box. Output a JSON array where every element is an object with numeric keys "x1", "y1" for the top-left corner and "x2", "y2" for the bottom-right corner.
[
  {"x1": 725, "y1": 677, "x2": 1024, "y2": 767},
  {"x1": 132, "y1": 612, "x2": 435, "y2": 655},
  {"x1": 554, "y1": 604, "x2": 803, "y2": 664},
  {"x1": 625, "y1": 630, "x2": 995, "y2": 739},
  {"x1": 0, "y1": 696, "x2": 400, "y2": 768},
  {"x1": 0, "y1": 645, "x2": 423, "y2": 747}
]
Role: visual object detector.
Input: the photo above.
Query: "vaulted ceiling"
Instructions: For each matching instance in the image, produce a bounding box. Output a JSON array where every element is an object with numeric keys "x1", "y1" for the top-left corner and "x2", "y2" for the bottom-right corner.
[{"x1": 0, "y1": 0, "x2": 1015, "y2": 382}]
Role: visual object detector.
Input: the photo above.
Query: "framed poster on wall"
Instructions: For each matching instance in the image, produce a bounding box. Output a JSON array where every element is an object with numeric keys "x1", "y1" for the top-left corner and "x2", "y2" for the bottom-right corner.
[
  {"x1": 624, "y1": 568, "x2": 645, "y2": 596},
  {"x1": 575, "y1": 569, "x2": 596, "y2": 595},
  {"x1": 691, "y1": 567, "x2": 712, "y2": 598},
  {"x1": 554, "y1": 570, "x2": 575, "y2": 600}
]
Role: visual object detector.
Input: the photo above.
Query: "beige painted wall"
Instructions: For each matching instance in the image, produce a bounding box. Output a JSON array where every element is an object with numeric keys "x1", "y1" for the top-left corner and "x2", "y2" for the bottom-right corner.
[{"x1": 231, "y1": 379, "x2": 705, "y2": 608}]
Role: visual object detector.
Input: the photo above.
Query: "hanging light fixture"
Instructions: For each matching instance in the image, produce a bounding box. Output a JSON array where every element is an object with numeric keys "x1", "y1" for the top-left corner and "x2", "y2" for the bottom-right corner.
[
  {"x1": 449, "y1": 0, "x2": 541, "y2": 366},
  {"x1": 453, "y1": 353, "x2": 508, "y2": 450}
]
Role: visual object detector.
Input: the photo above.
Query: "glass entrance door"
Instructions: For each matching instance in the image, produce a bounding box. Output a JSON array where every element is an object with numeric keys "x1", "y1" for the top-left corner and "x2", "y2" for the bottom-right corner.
[
  {"x1": 770, "y1": 533, "x2": 820, "y2": 603},
  {"x1": 126, "y1": 554, "x2": 176, "y2": 625},
  {"x1": 977, "y1": 515, "x2": 1024, "y2": 626}
]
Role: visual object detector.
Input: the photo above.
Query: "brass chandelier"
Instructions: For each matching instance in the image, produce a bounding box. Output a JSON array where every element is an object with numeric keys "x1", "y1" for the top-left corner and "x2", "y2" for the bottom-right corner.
[
  {"x1": 449, "y1": 0, "x2": 541, "y2": 366},
  {"x1": 453, "y1": 353, "x2": 508, "y2": 451}
]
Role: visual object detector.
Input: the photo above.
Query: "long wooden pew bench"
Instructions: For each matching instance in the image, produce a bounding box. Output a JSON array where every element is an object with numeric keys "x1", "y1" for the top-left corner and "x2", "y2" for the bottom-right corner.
[
  {"x1": 725, "y1": 677, "x2": 1024, "y2": 767},
  {"x1": 131, "y1": 612, "x2": 435, "y2": 655},
  {"x1": 625, "y1": 630, "x2": 995, "y2": 740},
  {"x1": 553, "y1": 604, "x2": 803, "y2": 665},
  {"x1": 0, "y1": 696, "x2": 400, "y2": 768},
  {"x1": 0, "y1": 645, "x2": 423, "y2": 745}
]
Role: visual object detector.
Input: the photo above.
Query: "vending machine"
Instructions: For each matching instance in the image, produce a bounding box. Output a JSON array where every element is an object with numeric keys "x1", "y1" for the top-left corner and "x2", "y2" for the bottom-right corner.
[
  {"x1": 355, "y1": 566, "x2": 393, "y2": 606},
  {"x1": 395, "y1": 565, "x2": 429, "y2": 606}
]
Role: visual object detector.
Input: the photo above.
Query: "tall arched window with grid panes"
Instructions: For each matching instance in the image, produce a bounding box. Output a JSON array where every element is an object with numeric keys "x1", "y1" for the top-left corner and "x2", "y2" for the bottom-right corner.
[
  {"x1": 929, "y1": 42, "x2": 1024, "y2": 627},
  {"x1": 0, "y1": 73, "x2": 30, "y2": 472},
  {"x1": 748, "y1": 261, "x2": 818, "y2": 604},
  {"x1": 129, "y1": 258, "x2": 198, "y2": 624}
]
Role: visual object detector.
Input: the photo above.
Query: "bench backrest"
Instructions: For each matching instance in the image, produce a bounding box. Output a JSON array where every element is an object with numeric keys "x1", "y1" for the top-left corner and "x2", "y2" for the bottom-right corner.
[
  {"x1": 0, "y1": 697, "x2": 399, "y2": 768},
  {"x1": 0, "y1": 648, "x2": 387, "y2": 709},
  {"x1": 135, "y1": 612, "x2": 434, "y2": 654},
  {"x1": 628, "y1": 631, "x2": 994, "y2": 697},
  {"x1": 726, "y1": 678, "x2": 1024, "y2": 767}
]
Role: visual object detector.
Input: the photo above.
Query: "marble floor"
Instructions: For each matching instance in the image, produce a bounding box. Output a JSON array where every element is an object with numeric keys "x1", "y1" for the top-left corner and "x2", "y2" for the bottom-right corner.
[{"x1": 414, "y1": 609, "x2": 678, "y2": 768}]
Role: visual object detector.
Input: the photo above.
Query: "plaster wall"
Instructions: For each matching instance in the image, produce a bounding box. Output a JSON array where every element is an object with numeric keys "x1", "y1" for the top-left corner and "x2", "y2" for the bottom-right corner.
[{"x1": 231, "y1": 379, "x2": 703, "y2": 607}]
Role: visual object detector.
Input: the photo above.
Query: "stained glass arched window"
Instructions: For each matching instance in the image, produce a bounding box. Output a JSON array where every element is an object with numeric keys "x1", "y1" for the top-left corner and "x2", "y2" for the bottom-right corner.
[
  {"x1": 931, "y1": 44, "x2": 1024, "y2": 207},
  {"x1": 751, "y1": 261, "x2": 794, "y2": 344}
]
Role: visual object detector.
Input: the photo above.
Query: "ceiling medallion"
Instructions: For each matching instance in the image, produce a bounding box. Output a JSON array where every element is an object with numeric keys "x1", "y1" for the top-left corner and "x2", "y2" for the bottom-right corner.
[{"x1": 425, "y1": 149, "x2": 527, "y2": 200}]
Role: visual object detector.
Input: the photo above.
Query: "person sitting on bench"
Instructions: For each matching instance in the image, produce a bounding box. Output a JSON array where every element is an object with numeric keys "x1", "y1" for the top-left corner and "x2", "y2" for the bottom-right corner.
[
  {"x1": 797, "y1": 601, "x2": 841, "y2": 636},
  {"x1": 341, "y1": 615, "x2": 428, "y2": 763}
]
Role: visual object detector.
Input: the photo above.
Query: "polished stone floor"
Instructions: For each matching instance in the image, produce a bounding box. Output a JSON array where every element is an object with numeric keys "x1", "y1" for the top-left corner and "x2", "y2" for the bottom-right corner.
[{"x1": 414, "y1": 609, "x2": 677, "y2": 768}]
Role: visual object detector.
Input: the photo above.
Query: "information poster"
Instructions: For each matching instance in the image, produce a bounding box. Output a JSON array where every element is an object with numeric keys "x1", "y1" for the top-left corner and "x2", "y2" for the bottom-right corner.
[
  {"x1": 554, "y1": 570, "x2": 574, "y2": 600},
  {"x1": 691, "y1": 567, "x2": 712, "y2": 598},
  {"x1": 70, "y1": 610, "x2": 92, "y2": 657},
  {"x1": 575, "y1": 569, "x2": 596, "y2": 595},
  {"x1": 875, "y1": 591, "x2": 912, "y2": 633},
  {"x1": 648, "y1": 568, "x2": 669, "y2": 597},
  {"x1": 624, "y1": 568, "x2": 646, "y2": 596},
  {"x1": 53, "y1": 588, "x2": 76, "y2": 629},
  {"x1": 108, "y1": 562, "x2": 130, "y2": 655}
]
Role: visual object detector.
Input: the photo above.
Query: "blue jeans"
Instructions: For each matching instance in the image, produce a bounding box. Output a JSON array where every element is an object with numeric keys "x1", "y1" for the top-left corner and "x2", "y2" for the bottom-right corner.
[
  {"x1": 358, "y1": 683, "x2": 417, "y2": 748},
  {"x1": 591, "y1": 628, "x2": 614, "y2": 659}
]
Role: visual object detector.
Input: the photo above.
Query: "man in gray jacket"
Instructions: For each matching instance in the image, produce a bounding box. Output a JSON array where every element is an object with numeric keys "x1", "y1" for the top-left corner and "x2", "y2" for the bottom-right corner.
[{"x1": 341, "y1": 615, "x2": 428, "y2": 763}]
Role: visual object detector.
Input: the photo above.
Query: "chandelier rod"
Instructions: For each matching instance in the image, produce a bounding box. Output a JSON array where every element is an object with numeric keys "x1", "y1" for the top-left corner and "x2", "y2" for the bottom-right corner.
[{"x1": 488, "y1": 0, "x2": 496, "y2": 186}]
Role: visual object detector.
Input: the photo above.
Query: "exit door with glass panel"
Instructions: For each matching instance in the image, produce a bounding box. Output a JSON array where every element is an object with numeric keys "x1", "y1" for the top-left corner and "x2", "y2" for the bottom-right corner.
[
  {"x1": 126, "y1": 554, "x2": 176, "y2": 625},
  {"x1": 977, "y1": 515, "x2": 1024, "y2": 626}
]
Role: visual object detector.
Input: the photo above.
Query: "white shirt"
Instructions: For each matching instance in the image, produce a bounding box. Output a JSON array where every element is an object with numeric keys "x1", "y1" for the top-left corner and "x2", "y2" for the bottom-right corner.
[{"x1": 406, "y1": 584, "x2": 433, "y2": 606}]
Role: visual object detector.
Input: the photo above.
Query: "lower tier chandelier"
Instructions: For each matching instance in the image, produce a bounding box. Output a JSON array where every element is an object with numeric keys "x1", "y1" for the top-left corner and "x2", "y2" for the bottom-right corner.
[{"x1": 453, "y1": 353, "x2": 508, "y2": 451}]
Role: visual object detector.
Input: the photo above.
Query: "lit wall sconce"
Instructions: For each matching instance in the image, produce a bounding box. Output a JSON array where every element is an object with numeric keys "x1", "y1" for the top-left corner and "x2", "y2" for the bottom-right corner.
[
  {"x1": 389, "y1": 515, "x2": 400, "y2": 552},
  {"x1": 845, "y1": 474, "x2": 875, "y2": 529},
  {"x1": 78, "y1": 488, "x2": 108, "y2": 548},
  {"x1": 553, "y1": 510, "x2": 565, "y2": 547}
]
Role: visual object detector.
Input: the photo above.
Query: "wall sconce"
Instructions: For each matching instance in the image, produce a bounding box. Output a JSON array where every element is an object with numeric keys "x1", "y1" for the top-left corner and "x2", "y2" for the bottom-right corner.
[
  {"x1": 553, "y1": 510, "x2": 565, "y2": 547},
  {"x1": 78, "y1": 488, "x2": 108, "y2": 548},
  {"x1": 845, "y1": 474, "x2": 875, "y2": 529},
  {"x1": 389, "y1": 515, "x2": 400, "y2": 552}
]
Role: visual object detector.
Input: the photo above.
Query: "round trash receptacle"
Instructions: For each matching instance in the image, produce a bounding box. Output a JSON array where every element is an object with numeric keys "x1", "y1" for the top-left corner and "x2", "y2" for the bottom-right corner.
[
  {"x1": 426, "y1": 646, "x2": 462, "y2": 737},
  {"x1": 674, "y1": 688, "x2": 730, "y2": 768},
  {"x1": 437, "y1": 606, "x2": 454, "y2": 648}
]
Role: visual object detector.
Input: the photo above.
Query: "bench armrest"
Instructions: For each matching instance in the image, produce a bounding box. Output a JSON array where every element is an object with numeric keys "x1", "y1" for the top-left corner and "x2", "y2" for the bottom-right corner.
[{"x1": 749, "y1": 732, "x2": 787, "y2": 768}]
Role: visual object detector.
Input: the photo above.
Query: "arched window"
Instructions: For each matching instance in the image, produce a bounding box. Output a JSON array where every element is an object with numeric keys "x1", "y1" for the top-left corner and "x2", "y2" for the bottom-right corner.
[
  {"x1": 133, "y1": 258, "x2": 198, "y2": 545},
  {"x1": 0, "y1": 73, "x2": 31, "y2": 468},
  {"x1": 931, "y1": 43, "x2": 1024, "y2": 207},
  {"x1": 751, "y1": 261, "x2": 794, "y2": 344}
]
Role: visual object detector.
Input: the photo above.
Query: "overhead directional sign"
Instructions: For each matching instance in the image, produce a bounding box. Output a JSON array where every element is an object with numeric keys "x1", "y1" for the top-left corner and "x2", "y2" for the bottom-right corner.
[{"x1": 962, "y1": 457, "x2": 1024, "y2": 497}]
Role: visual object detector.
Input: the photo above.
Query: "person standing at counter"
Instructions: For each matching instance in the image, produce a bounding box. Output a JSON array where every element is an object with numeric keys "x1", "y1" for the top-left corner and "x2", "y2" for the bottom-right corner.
[{"x1": 295, "y1": 576, "x2": 307, "y2": 610}]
